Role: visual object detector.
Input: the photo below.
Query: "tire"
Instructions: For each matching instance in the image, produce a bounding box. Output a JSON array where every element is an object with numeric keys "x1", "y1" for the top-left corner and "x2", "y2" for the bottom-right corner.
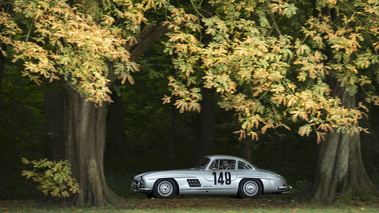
[
  {"x1": 238, "y1": 179, "x2": 262, "y2": 199},
  {"x1": 145, "y1": 192, "x2": 155, "y2": 199},
  {"x1": 153, "y1": 179, "x2": 177, "y2": 199}
]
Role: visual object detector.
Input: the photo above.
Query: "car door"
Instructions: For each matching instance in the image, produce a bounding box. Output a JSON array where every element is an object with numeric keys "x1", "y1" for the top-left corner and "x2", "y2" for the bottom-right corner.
[{"x1": 204, "y1": 159, "x2": 238, "y2": 194}]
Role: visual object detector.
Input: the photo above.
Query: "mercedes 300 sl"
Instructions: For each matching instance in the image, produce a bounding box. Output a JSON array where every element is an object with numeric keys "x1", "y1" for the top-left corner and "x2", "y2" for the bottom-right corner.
[{"x1": 131, "y1": 155, "x2": 292, "y2": 199}]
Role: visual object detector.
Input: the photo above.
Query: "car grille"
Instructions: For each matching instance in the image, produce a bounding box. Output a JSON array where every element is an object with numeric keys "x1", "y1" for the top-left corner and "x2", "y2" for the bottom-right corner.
[
  {"x1": 133, "y1": 181, "x2": 143, "y2": 188},
  {"x1": 187, "y1": 179, "x2": 201, "y2": 187}
]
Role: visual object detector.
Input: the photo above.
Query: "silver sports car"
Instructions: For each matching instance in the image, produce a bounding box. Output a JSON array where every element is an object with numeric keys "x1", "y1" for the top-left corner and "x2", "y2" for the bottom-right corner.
[{"x1": 131, "y1": 155, "x2": 292, "y2": 199}]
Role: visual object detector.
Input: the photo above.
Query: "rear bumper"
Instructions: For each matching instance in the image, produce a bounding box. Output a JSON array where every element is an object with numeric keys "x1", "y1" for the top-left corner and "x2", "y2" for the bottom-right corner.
[{"x1": 278, "y1": 185, "x2": 292, "y2": 193}]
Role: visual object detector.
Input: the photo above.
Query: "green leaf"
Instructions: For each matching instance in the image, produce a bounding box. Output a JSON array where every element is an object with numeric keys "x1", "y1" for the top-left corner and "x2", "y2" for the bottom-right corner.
[
  {"x1": 21, "y1": 158, "x2": 79, "y2": 198},
  {"x1": 283, "y1": 3, "x2": 297, "y2": 18}
]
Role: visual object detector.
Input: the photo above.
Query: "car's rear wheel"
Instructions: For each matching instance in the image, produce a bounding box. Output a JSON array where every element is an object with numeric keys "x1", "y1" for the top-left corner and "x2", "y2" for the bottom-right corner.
[
  {"x1": 153, "y1": 179, "x2": 177, "y2": 199},
  {"x1": 238, "y1": 179, "x2": 262, "y2": 198}
]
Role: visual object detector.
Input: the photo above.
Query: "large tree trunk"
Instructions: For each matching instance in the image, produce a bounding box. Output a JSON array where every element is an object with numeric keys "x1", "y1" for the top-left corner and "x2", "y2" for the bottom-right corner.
[
  {"x1": 62, "y1": 83, "x2": 123, "y2": 207},
  {"x1": 191, "y1": 88, "x2": 215, "y2": 165},
  {"x1": 0, "y1": 46, "x2": 5, "y2": 95},
  {"x1": 169, "y1": 102, "x2": 178, "y2": 169},
  {"x1": 304, "y1": 83, "x2": 379, "y2": 201},
  {"x1": 106, "y1": 91, "x2": 127, "y2": 158},
  {"x1": 241, "y1": 138, "x2": 252, "y2": 163},
  {"x1": 45, "y1": 88, "x2": 64, "y2": 160},
  {"x1": 58, "y1": 22, "x2": 171, "y2": 207}
]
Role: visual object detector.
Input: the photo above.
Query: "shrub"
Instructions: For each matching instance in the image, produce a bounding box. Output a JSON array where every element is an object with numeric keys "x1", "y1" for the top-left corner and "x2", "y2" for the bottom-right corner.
[{"x1": 21, "y1": 158, "x2": 79, "y2": 198}]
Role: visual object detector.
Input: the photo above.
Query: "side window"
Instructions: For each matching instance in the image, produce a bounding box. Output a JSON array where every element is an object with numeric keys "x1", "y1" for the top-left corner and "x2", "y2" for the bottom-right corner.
[
  {"x1": 219, "y1": 159, "x2": 236, "y2": 170},
  {"x1": 194, "y1": 157, "x2": 210, "y2": 169},
  {"x1": 209, "y1": 160, "x2": 219, "y2": 169},
  {"x1": 238, "y1": 161, "x2": 253, "y2": 169}
]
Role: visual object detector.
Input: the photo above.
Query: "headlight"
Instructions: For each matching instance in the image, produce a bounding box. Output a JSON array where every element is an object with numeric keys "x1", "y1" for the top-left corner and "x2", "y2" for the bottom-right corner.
[{"x1": 135, "y1": 176, "x2": 142, "y2": 181}]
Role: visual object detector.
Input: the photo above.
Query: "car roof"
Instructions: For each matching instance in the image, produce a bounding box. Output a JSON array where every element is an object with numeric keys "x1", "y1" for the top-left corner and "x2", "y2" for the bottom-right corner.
[{"x1": 205, "y1": 155, "x2": 248, "y2": 162}]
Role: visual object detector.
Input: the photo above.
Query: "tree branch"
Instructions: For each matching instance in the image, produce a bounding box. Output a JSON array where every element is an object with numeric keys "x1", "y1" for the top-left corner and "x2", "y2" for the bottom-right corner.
[
  {"x1": 129, "y1": 21, "x2": 171, "y2": 62},
  {"x1": 108, "y1": 21, "x2": 172, "y2": 83}
]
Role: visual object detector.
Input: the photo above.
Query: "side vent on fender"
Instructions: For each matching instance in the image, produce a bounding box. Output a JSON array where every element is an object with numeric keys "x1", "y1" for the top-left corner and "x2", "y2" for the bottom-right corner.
[{"x1": 187, "y1": 179, "x2": 201, "y2": 187}]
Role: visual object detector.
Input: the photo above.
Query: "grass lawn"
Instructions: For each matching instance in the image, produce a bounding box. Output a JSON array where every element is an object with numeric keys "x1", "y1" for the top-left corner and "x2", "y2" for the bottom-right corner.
[{"x1": 1, "y1": 197, "x2": 379, "y2": 212}]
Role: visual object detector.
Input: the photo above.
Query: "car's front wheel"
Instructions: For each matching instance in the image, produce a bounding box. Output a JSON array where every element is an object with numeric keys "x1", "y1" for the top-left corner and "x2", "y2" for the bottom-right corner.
[
  {"x1": 145, "y1": 192, "x2": 155, "y2": 199},
  {"x1": 153, "y1": 179, "x2": 177, "y2": 199},
  {"x1": 238, "y1": 179, "x2": 262, "y2": 198}
]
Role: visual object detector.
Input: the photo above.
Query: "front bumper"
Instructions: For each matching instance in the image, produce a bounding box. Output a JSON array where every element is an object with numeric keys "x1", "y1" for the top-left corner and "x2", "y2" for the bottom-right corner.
[
  {"x1": 278, "y1": 185, "x2": 292, "y2": 193},
  {"x1": 131, "y1": 181, "x2": 152, "y2": 193}
]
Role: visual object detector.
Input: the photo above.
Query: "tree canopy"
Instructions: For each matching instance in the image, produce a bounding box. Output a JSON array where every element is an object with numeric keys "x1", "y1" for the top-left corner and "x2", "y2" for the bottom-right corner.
[
  {"x1": 163, "y1": 0, "x2": 379, "y2": 142},
  {"x1": 3, "y1": 0, "x2": 378, "y2": 140},
  {"x1": 1, "y1": 0, "x2": 379, "y2": 205},
  {"x1": 1, "y1": 0, "x2": 194, "y2": 105}
]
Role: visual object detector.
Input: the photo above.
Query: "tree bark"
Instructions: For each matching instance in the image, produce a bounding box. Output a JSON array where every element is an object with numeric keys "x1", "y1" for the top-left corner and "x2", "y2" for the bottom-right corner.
[
  {"x1": 191, "y1": 88, "x2": 215, "y2": 165},
  {"x1": 58, "y1": 22, "x2": 172, "y2": 207},
  {"x1": 0, "y1": 46, "x2": 5, "y2": 95},
  {"x1": 169, "y1": 102, "x2": 177, "y2": 169},
  {"x1": 241, "y1": 139, "x2": 252, "y2": 163},
  {"x1": 304, "y1": 83, "x2": 379, "y2": 201},
  {"x1": 106, "y1": 91, "x2": 127, "y2": 158},
  {"x1": 44, "y1": 89, "x2": 64, "y2": 160},
  {"x1": 62, "y1": 83, "x2": 123, "y2": 207}
]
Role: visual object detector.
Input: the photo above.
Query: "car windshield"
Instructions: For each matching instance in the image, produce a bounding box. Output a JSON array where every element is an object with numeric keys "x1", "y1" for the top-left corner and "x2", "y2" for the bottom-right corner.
[{"x1": 193, "y1": 157, "x2": 210, "y2": 170}]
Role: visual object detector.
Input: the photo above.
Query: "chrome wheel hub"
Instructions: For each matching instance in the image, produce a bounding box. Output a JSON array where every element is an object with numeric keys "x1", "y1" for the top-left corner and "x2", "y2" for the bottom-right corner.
[
  {"x1": 158, "y1": 181, "x2": 173, "y2": 196},
  {"x1": 244, "y1": 181, "x2": 258, "y2": 196}
]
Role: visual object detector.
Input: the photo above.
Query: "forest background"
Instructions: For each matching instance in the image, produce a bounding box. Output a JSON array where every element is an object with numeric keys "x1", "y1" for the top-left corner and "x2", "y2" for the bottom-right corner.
[{"x1": 1, "y1": 0, "x2": 379, "y2": 207}]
